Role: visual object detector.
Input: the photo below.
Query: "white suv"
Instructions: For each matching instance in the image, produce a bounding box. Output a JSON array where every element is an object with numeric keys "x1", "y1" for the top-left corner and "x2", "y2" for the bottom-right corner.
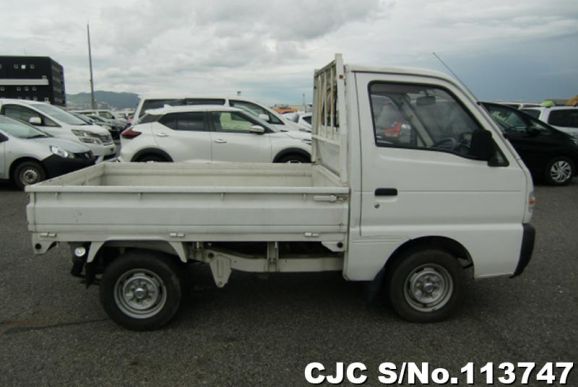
[
  {"x1": 521, "y1": 106, "x2": 578, "y2": 139},
  {"x1": 134, "y1": 95, "x2": 308, "y2": 132},
  {"x1": 0, "y1": 99, "x2": 117, "y2": 162},
  {"x1": 119, "y1": 106, "x2": 311, "y2": 163}
]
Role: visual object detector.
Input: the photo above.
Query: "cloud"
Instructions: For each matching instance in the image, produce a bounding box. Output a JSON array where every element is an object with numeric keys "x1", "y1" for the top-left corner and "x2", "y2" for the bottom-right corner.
[{"x1": 0, "y1": 0, "x2": 577, "y2": 103}]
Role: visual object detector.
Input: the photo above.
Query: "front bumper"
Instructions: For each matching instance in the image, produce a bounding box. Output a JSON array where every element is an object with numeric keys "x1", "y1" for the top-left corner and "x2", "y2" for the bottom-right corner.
[
  {"x1": 511, "y1": 223, "x2": 536, "y2": 277},
  {"x1": 42, "y1": 154, "x2": 96, "y2": 178}
]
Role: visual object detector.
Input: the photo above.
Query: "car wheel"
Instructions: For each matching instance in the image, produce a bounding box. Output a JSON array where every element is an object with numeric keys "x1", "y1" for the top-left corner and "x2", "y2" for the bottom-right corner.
[
  {"x1": 12, "y1": 160, "x2": 46, "y2": 190},
  {"x1": 100, "y1": 251, "x2": 182, "y2": 331},
  {"x1": 544, "y1": 157, "x2": 574, "y2": 186},
  {"x1": 387, "y1": 249, "x2": 464, "y2": 323},
  {"x1": 278, "y1": 154, "x2": 310, "y2": 163},
  {"x1": 137, "y1": 154, "x2": 168, "y2": 162}
]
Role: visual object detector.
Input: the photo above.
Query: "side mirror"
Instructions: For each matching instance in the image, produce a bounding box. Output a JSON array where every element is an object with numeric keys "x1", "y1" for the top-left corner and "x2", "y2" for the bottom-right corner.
[
  {"x1": 249, "y1": 125, "x2": 266, "y2": 134},
  {"x1": 29, "y1": 117, "x2": 42, "y2": 126},
  {"x1": 470, "y1": 129, "x2": 494, "y2": 161},
  {"x1": 0, "y1": 132, "x2": 8, "y2": 142},
  {"x1": 258, "y1": 114, "x2": 270, "y2": 122}
]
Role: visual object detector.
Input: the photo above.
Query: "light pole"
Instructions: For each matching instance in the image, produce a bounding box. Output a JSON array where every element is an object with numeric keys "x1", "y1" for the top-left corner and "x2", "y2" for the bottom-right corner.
[{"x1": 87, "y1": 23, "x2": 96, "y2": 109}]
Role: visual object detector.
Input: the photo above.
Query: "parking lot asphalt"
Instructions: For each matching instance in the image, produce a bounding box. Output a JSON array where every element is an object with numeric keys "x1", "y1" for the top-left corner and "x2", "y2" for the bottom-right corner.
[{"x1": 0, "y1": 180, "x2": 576, "y2": 386}]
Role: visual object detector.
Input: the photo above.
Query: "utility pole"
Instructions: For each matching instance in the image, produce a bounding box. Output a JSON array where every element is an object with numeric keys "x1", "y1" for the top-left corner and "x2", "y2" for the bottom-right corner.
[{"x1": 87, "y1": 23, "x2": 96, "y2": 109}]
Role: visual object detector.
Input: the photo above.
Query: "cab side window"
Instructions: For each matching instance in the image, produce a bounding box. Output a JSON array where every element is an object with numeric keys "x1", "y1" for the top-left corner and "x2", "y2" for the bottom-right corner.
[
  {"x1": 369, "y1": 83, "x2": 487, "y2": 159},
  {"x1": 1, "y1": 105, "x2": 58, "y2": 127}
]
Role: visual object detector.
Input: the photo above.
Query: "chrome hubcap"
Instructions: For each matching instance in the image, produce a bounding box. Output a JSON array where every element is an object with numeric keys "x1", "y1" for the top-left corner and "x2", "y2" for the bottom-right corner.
[
  {"x1": 404, "y1": 264, "x2": 453, "y2": 312},
  {"x1": 114, "y1": 269, "x2": 167, "y2": 319},
  {"x1": 550, "y1": 161, "x2": 572, "y2": 183}
]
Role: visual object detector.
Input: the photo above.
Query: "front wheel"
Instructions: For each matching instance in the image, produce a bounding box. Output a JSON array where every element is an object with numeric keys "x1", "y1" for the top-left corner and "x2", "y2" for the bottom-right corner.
[
  {"x1": 100, "y1": 251, "x2": 182, "y2": 330},
  {"x1": 544, "y1": 157, "x2": 574, "y2": 186},
  {"x1": 387, "y1": 249, "x2": 464, "y2": 323},
  {"x1": 13, "y1": 160, "x2": 46, "y2": 190}
]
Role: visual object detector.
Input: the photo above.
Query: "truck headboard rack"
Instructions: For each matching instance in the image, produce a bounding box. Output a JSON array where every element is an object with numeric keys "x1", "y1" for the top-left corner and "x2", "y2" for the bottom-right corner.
[{"x1": 312, "y1": 54, "x2": 349, "y2": 184}]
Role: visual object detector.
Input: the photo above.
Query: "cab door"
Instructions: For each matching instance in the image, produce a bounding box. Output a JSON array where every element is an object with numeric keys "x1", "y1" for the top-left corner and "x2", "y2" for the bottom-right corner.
[
  {"x1": 209, "y1": 111, "x2": 272, "y2": 162},
  {"x1": 349, "y1": 72, "x2": 528, "y2": 280}
]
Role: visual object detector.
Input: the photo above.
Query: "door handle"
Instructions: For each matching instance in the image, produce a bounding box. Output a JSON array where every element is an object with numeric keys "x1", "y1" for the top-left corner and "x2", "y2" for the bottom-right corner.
[
  {"x1": 375, "y1": 188, "x2": 398, "y2": 196},
  {"x1": 155, "y1": 132, "x2": 168, "y2": 137},
  {"x1": 214, "y1": 139, "x2": 227, "y2": 144}
]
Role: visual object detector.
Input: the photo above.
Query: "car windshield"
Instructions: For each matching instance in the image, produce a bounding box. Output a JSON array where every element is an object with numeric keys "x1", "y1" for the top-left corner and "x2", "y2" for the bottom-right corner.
[
  {"x1": 31, "y1": 104, "x2": 89, "y2": 125},
  {"x1": 0, "y1": 115, "x2": 50, "y2": 139},
  {"x1": 71, "y1": 112, "x2": 93, "y2": 124}
]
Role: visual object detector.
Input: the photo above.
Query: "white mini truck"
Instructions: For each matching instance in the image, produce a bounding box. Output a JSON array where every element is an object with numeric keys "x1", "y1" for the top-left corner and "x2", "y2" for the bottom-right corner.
[{"x1": 26, "y1": 56, "x2": 536, "y2": 330}]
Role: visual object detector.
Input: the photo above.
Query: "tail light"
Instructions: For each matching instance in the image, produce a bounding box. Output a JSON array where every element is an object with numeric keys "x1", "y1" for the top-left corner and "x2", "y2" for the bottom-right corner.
[{"x1": 121, "y1": 127, "x2": 141, "y2": 139}]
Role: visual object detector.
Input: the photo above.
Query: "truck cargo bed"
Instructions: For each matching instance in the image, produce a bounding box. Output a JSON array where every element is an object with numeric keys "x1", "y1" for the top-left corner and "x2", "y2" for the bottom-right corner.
[{"x1": 27, "y1": 162, "x2": 349, "y2": 245}]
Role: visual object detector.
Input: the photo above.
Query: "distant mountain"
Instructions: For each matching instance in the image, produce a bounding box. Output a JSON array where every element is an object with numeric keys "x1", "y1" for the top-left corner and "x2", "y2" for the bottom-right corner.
[{"x1": 66, "y1": 91, "x2": 139, "y2": 110}]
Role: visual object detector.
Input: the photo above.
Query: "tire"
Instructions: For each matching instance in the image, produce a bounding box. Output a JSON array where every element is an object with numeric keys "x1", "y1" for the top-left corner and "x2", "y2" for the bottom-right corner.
[
  {"x1": 544, "y1": 157, "x2": 574, "y2": 186},
  {"x1": 12, "y1": 160, "x2": 46, "y2": 190},
  {"x1": 136, "y1": 154, "x2": 168, "y2": 162},
  {"x1": 278, "y1": 153, "x2": 310, "y2": 163},
  {"x1": 387, "y1": 249, "x2": 464, "y2": 323},
  {"x1": 100, "y1": 251, "x2": 182, "y2": 331}
]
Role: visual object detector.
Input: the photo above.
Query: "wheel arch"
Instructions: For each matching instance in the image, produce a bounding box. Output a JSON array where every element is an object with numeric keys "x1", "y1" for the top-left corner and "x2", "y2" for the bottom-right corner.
[
  {"x1": 368, "y1": 236, "x2": 473, "y2": 300},
  {"x1": 9, "y1": 156, "x2": 45, "y2": 181},
  {"x1": 81, "y1": 240, "x2": 188, "y2": 264},
  {"x1": 131, "y1": 148, "x2": 173, "y2": 162},
  {"x1": 273, "y1": 147, "x2": 311, "y2": 163}
]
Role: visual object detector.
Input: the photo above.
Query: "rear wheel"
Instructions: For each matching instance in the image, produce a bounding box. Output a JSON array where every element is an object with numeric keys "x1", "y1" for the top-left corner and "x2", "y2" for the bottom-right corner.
[
  {"x1": 544, "y1": 157, "x2": 574, "y2": 185},
  {"x1": 12, "y1": 160, "x2": 46, "y2": 190},
  {"x1": 100, "y1": 251, "x2": 182, "y2": 331},
  {"x1": 387, "y1": 249, "x2": 464, "y2": 322},
  {"x1": 278, "y1": 154, "x2": 310, "y2": 163}
]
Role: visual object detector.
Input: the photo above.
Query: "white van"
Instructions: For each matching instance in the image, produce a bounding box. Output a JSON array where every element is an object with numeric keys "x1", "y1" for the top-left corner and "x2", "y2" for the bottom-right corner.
[
  {"x1": 134, "y1": 95, "x2": 308, "y2": 132},
  {"x1": 0, "y1": 99, "x2": 117, "y2": 162}
]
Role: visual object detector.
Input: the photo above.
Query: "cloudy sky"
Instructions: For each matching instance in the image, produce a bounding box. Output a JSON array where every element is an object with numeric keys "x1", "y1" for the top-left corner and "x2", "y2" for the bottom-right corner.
[{"x1": 2, "y1": 0, "x2": 577, "y2": 105}]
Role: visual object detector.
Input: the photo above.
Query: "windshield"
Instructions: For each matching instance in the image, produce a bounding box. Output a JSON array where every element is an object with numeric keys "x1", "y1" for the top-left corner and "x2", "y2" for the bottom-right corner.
[
  {"x1": 0, "y1": 115, "x2": 50, "y2": 139},
  {"x1": 31, "y1": 104, "x2": 89, "y2": 126},
  {"x1": 70, "y1": 112, "x2": 93, "y2": 124}
]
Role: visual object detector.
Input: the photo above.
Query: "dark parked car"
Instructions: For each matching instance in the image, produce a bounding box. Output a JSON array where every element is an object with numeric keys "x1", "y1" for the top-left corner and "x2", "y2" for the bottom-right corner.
[{"x1": 482, "y1": 102, "x2": 578, "y2": 185}]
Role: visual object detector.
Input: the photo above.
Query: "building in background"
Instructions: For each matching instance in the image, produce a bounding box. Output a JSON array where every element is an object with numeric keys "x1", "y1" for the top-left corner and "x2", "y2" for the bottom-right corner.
[{"x1": 0, "y1": 56, "x2": 65, "y2": 106}]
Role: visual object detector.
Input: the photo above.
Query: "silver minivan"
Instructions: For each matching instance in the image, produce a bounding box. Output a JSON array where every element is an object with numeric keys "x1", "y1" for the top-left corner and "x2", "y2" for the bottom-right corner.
[
  {"x1": 0, "y1": 99, "x2": 117, "y2": 162},
  {"x1": 0, "y1": 115, "x2": 95, "y2": 189}
]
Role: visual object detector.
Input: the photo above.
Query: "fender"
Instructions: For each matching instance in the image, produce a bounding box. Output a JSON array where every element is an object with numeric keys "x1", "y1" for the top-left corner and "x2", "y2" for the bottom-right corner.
[{"x1": 85, "y1": 240, "x2": 188, "y2": 263}]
